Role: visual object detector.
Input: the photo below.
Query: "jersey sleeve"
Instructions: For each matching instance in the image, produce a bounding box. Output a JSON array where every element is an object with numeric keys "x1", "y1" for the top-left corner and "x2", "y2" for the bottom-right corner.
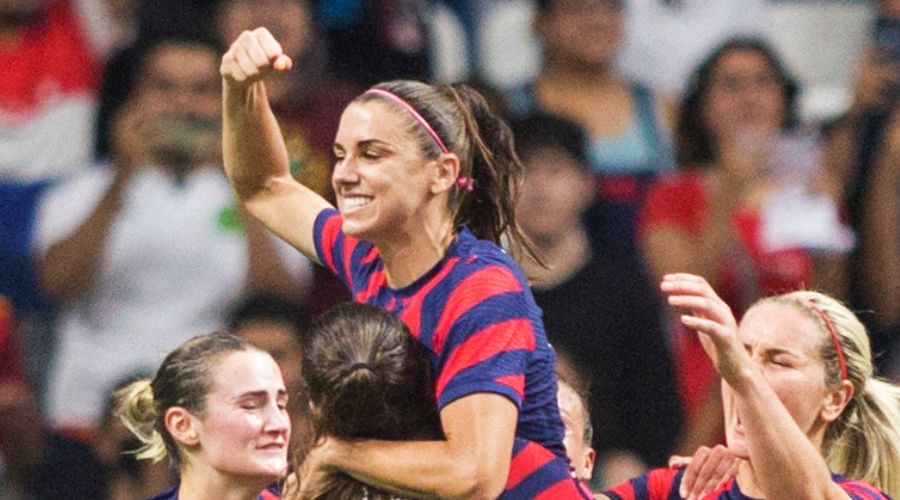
[
  {"x1": 837, "y1": 478, "x2": 891, "y2": 500},
  {"x1": 431, "y1": 264, "x2": 537, "y2": 410},
  {"x1": 313, "y1": 208, "x2": 367, "y2": 290},
  {"x1": 603, "y1": 468, "x2": 682, "y2": 500}
]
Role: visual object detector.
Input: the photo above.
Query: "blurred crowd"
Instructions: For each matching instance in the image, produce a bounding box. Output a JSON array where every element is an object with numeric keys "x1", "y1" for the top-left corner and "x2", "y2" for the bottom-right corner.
[{"x1": 1, "y1": 0, "x2": 898, "y2": 498}]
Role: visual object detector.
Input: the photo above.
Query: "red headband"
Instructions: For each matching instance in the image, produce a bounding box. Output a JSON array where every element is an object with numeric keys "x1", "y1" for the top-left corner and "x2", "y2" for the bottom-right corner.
[{"x1": 798, "y1": 298, "x2": 849, "y2": 381}]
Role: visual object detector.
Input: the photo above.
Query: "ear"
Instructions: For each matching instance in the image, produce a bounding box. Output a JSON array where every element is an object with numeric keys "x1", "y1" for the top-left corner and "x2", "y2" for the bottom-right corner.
[
  {"x1": 164, "y1": 407, "x2": 201, "y2": 446},
  {"x1": 820, "y1": 379, "x2": 854, "y2": 424},
  {"x1": 429, "y1": 153, "x2": 461, "y2": 195},
  {"x1": 578, "y1": 446, "x2": 596, "y2": 482}
]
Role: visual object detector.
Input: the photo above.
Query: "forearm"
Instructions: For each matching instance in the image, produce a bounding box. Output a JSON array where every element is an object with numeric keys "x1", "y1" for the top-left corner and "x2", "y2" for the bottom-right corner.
[
  {"x1": 734, "y1": 371, "x2": 846, "y2": 499},
  {"x1": 331, "y1": 439, "x2": 500, "y2": 500},
  {"x1": 39, "y1": 179, "x2": 126, "y2": 299},
  {"x1": 222, "y1": 81, "x2": 292, "y2": 200}
]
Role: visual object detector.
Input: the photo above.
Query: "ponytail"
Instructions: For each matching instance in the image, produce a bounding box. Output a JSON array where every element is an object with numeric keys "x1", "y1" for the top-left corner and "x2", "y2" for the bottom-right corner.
[
  {"x1": 114, "y1": 379, "x2": 168, "y2": 463},
  {"x1": 825, "y1": 379, "x2": 900, "y2": 497},
  {"x1": 442, "y1": 84, "x2": 543, "y2": 266}
]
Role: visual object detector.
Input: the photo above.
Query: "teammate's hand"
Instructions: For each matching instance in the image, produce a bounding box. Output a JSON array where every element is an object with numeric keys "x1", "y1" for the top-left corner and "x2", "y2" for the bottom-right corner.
[
  {"x1": 669, "y1": 445, "x2": 737, "y2": 499},
  {"x1": 220, "y1": 27, "x2": 293, "y2": 87}
]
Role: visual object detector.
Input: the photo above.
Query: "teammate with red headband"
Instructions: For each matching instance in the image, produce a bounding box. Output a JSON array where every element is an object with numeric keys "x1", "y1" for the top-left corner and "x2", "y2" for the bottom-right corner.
[
  {"x1": 600, "y1": 273, "x2": 900, "y2": 500},
  {"x1": 220, "y1": 28, "x2": 585, "y2": 498}
]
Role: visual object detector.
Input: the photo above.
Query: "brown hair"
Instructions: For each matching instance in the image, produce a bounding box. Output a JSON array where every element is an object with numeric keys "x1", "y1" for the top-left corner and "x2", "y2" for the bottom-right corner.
[
  {"x1": 115, "y1": 332, "x2": 261, "y2": 467},
  {"x1": 291, "y1": 303, "x2": 442, "y2": 499},
  {"x1": 353, "y1": 80, "x2": 543, "y2": 266}
]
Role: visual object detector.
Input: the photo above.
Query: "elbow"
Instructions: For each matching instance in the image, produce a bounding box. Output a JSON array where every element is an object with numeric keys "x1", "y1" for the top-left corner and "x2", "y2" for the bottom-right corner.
[{"x1": 437, "y1": 462, "x2": 507, "y2": 500}]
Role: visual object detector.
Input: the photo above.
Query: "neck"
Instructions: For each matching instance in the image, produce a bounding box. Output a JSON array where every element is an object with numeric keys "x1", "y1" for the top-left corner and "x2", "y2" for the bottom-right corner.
[
  {"x1": 178, "y1": 462, "x2": 268, "y2": 500},
  {"x1": 377, "y1": 212, "x2": 456, "y2": 289},
  {"x1": 521, "y1": 228, "x2": 590, "y2": 289}
]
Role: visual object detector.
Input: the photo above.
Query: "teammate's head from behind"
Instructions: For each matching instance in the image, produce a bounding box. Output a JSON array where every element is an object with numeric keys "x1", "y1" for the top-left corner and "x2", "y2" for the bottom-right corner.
[{"x1": 293, "y1": 302, "x2": 442, "y2": 499}]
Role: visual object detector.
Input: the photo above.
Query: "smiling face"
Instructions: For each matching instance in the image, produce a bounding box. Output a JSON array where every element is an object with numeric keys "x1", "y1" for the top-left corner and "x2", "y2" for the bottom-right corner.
[
  {"x1": 194, "y1": 350, "x2": 290, "y2": 480},
  {"x1": 332, "y1": 101, "x2": 447, "y2": 244},
  {"x1": 724, "y1": 303, "x2": 838, "y2": 459},
  {"x1": 701, "y1": 48, "x2": 787, "y2": 142}
]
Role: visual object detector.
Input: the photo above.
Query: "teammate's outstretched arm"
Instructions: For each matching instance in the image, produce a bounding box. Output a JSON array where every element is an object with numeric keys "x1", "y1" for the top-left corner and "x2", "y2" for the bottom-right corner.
[{"x1": 221, "y1": 27, "x2": 332, "y2": 261}]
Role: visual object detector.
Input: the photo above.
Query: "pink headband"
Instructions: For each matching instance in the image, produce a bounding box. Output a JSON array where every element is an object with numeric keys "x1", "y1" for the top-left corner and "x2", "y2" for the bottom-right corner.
[
  {"x1": 364, "y1": 88, "x2": 450, "y2": 154},
  {"x1": 364, "y1": 88, "x2": 476, "y2": 193},
  {"x1": 798, "y1": 298, "x2": 849, "y2": 381}
]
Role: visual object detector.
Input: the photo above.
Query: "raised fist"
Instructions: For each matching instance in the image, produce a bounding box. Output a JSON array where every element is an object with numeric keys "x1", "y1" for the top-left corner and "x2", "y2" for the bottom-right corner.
[{"x1": 220, "y1": 27, "x2": 293, "y2": 87}]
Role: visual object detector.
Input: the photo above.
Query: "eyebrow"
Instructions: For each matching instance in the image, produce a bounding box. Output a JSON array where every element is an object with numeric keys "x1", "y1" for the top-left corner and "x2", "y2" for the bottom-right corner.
[
  {"x1": 233, "y1": 389, "x2": 288, "y2": 401},
  {"x1": 333, "y1": 139, "x2": 395, "y2": 153}
]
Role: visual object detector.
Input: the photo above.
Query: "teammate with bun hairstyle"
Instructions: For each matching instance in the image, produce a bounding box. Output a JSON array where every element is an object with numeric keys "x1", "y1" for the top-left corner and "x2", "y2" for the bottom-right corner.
[{"x1": 116, "y1": 332, "x2": 290, "y2": 500}]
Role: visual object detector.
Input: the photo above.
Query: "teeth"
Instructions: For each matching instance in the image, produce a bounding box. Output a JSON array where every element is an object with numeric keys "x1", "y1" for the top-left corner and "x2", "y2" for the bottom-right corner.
[{"x1": 344, "y1": 196, "x2": 371, "y2": 209}]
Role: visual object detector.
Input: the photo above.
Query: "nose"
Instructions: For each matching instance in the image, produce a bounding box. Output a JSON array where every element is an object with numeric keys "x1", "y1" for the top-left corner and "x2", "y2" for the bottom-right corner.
[
  {"x1": 332, "y1": 156, "x2": 360, "y2": 189},
  {"x1": 262, "y1": 402, "x2": 291, "y2": 437}
]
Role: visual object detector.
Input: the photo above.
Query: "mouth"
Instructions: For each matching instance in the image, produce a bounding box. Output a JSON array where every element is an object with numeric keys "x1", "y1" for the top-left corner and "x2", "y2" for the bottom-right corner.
[
  {"x1": 256, "y1": 441, "x2": 286, "y2": 451},
  {"x1": 341, "y1": 195, "x2": 373, "y2": 212}
]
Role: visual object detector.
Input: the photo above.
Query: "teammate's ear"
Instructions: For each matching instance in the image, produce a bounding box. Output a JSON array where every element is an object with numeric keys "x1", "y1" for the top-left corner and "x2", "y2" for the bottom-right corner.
[{"x1": 165, "y1": 407, "x2": 200, "y2": 446}]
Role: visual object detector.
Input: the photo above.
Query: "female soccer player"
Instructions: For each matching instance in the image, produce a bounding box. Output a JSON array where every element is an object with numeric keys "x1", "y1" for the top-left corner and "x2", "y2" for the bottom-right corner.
[
  {"x1": 220, "y1": 28, "x2": 583, "y2": 499},
  {"x1": 116, "y1": 332, "x2": 290, "y2": 500},
  {"x1": 603, "y1": 274, "x2": 899, "y2": 499}
]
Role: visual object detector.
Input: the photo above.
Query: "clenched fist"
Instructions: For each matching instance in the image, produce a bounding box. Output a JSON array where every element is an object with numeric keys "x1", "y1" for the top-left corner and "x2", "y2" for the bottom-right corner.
[{"x1": 220, "y1": 27, "x2": 293, "y2": 86}]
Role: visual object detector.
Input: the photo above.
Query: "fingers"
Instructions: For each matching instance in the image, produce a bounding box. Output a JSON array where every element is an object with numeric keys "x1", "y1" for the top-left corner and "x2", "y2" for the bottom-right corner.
[
  {"x1": 668, "y1": 454, "x2": 691, "y2": 469},
  {"x1": 678, "y1": 445, "x2": 710, "y2": 499},
  {"x1": 220, "y1": 27, "x2": 292, "y2": 86},
  {"x1": 684, "y1": 445, "x2": 735, "y2": 499},
  {"x1": 661, "y1": 274, "x2": 734, "y2": 326}
]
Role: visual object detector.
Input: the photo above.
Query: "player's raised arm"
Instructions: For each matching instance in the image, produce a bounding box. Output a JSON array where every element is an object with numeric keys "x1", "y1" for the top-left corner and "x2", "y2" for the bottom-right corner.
[{"x1": 221, "y1": 27, "x2": 332, "y2": 261}]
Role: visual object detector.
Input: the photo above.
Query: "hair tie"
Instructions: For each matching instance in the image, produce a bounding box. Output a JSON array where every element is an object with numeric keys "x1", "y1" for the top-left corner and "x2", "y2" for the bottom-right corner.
[
  {"x1": 456, "y1": 176, "x2": 475, "y2": 193},
  {"x1": 798, "y1": 298, "x2": 849, "y2": 382},
  {"x1": 347, "y1": 362, "x2": 372, "y2": 374},
  {"x1": 364, "y1": 88, "x2": 450, "y2": 155}
]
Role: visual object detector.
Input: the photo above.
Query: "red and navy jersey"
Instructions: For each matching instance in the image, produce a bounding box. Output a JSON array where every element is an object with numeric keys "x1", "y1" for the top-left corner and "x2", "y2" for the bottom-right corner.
[
  {"x1": 604, "y1": 467, "x2": 889, "y2": 500},
  {"x1": 314, "y1": 208, "x2": 585, "y2": 499}
]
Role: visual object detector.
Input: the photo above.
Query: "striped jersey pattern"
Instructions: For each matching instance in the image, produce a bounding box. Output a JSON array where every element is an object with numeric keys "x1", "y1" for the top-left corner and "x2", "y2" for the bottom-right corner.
[
  {"x1": 605, "y1": 467, "x2": 890, "y2": 500},
  {"x1": 314, "y1": 208, "x2": 586, "y2": 499}
]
